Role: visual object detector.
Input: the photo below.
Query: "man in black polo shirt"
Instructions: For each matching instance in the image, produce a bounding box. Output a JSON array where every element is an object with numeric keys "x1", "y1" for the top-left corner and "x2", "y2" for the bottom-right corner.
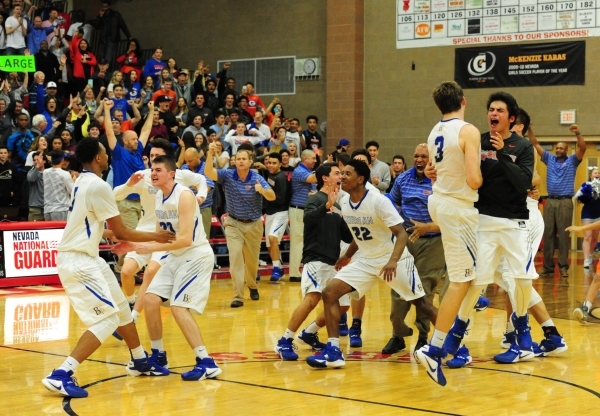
[{"x1": 274, "y1": 163, "x2": 353, "y2": 360}]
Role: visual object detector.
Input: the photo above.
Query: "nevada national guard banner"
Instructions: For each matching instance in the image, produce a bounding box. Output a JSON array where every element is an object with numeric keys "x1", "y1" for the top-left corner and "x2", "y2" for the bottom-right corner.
[{"x1": 455, "y1": 41, "x2": 585, "y2": 89}]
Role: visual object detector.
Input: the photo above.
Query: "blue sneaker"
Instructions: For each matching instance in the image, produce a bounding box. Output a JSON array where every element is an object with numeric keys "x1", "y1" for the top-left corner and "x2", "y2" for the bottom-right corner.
[
  {"x1": 306, "y1": 342, "x2": 345, "y2": 369},
  {"x1": 446, "y1": 345, "x2": 472, "y2": 368},
  {"x1": 533, "y1": 334, "x2": 568, "y2": 357},
  {"x1": 339, "y1": 313, "x2": 349, "y2": 336},
  {"x1": 111, "y1": 330, "x2": 123, "y2": 341},
  {"x1": 275, "y1": 337, "x2": 299, "y2": 361},
  {"x1": 126, "y1": 352, "x2": 170, "y2": 376},
  {"x1": 415, "y1": 344, "x2": 447, "y2": 386},
  {"x1": 42, "y1": 369, "x2": 88, "y2": 398},
  {"x1": 270, "y1": 267, "x2": 284, "y2": 282},
  {"x1": 474, "y1": 295, "x2": 489, "y2": 312},
  {"x1": 181, "y1": 357, "x2": 222, "y2": 381},
  {"x1": 511, "y1": 313, "x2": 532, "y2": 350},
  {"x1": 443, "y1": 317, "x2": 469, "y2": 355},
  {"x1": 149, "y1": 348, "x2": 168, "y2": 368},
  {"x1": 500, "y1": 330, "x2": 516, "y2": 349},
  {"x1": 494, "y1": 343, "x2": 534, "y2": 363},
  {"x1": 349, "y1": 327, "x2": 362, "y2": 348},
  {"x1": 297, "y1": 331, "x2": 327, "y2": 351}
]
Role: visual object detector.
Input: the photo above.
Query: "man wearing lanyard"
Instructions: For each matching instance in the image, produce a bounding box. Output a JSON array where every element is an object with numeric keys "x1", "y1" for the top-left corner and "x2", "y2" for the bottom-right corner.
[
  {"x1": 205, "y1": 142, "x2": 276, "y2": 307},
  {"x1": 181, "y1": 148, "x2": 215, "y2": 239},
  {"x1": 288, "y1": 150, "x2": 318, "y2": 282},
  {"x1": 384, "y1": 144, "x2": 446, "y2": 355},
  {"x1": 528, "y1": 124, "x2": 586, "y2": 278}
]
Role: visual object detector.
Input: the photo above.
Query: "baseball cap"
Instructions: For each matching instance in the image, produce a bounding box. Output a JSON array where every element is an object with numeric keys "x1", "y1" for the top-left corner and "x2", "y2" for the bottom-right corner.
[
  {"x1": 155, "y1": 95, "x2": 171, "y2": 103},
  {"x1": 178, "y1": 69, "x2": 189, "y2": 76},
  {"x1": 337, "y1": 138, "x2": 350, "y2": 147},
  {"x1": 99, "y1": 58, "x2": 109, "y2": 65},
  {"x1": 46, "y1": 81, "x2": 57, "y2": 89}
]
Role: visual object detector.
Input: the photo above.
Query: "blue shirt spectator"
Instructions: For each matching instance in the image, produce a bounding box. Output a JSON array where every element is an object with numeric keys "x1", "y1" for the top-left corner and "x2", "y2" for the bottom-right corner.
[
  {"x1": 541, "y1": 151, "x2": 580, "y2": 197},
  {"x1": 111, "y1": 141, "x2": 144, "y2": 199},
  {"x1": 290, "y1": 162, "x2": 316, "y2": 207},
  {"x1": 217, "y1": 168, "x2": 270, "y2": 220},
  {"x1": 181, "y1": 159, "x2": 214, "y2": 209},
  {"x1": 27, "y1": 18, "x2": 55, "y2": 54}
]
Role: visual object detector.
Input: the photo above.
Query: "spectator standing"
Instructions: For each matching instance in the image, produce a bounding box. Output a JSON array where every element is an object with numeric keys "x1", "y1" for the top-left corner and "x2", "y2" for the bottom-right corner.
[
  {"x1": 43, "y1": 150, "x2": 74, "y2": 220},
  {"x1": 174, "y1": 69, "x2": 192, "y2": 105},
  {"x1": 366, "y1": 140, "x2": 391, "y2": 194},
  {"x1": 529, "y1": 124, "x2": 586, "y2": 278},
  {"x1": 93, "y1": 1, "x2": 131, "y2": 67},
  {"x1": 242, "y1": 82, "x2": 266, "y2": 117},
  {"x1": 27, "y1": 151, "x2": 45, "y2": 220},
  {"x1": 285, "y1": 119, "x2": 306, "y2": 151},
  {"x1": 71, "y1": 39, "x2": 97, "y2": 95},
  {"x1": 116, "y1": 38, "x2": 143, "y2": 80},
  {"x1": 187, "y1": 93, "x2": 214, "y2": 129},
  {"x1": 0, "y1": 146, "x2": 16, "y2": 207},
  {"x1": 34, "y1": 40, "x2": 63, "y2": 85},
  {"x1": 574, "y1": 167, "x2": 600, "y2": 268},
  {"x1": 143, "y1": 47, "x2": 165, "y2": 88},
  {"x1": 387, "y1": 154, "x2": 406, "y2": 192},
  {"x1": 303, "y1": 115, "x2": 322, "y2": 152},
  {"x1": 330, "y1": 138, "x2": 350, "y2": 162},
  {"x1": 5, "y1": 4, "x2": 27, "y2": 55},
  {"x1": 181, "y1": 147, "x2": 215, "y2": 238},
  {"x1": 27, "y1": 15, "x2": 55, "y2": 54},
  {"x1": 204, "y1": 143, "x2": 276, "y2": 307}
]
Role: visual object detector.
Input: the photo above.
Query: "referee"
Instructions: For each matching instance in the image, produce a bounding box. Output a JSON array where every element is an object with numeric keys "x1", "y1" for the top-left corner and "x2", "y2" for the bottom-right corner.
[{"x1": 205, "y1": 142, "x2": 275, "y2": 308}]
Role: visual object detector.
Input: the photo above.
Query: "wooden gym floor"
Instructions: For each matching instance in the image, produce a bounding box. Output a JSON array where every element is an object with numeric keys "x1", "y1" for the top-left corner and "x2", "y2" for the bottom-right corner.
[{"x1": 1, "y1": 257, "x2": 599, "y2": 415}]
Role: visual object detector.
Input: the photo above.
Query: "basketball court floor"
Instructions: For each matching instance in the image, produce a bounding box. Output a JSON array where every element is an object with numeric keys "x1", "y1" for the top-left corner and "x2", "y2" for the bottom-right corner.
[{"x1": 1, "y1": 260, "x2": 599, "y2": 415}]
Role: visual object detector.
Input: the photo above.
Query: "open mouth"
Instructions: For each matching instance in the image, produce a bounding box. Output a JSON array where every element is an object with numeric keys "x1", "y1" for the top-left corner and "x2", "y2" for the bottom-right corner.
[{"x1": 490, "y1": 119, "x2": 499, "y2": 128}]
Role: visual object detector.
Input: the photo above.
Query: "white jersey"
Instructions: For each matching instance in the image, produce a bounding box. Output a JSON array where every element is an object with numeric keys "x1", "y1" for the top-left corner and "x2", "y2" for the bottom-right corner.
[
  {"x1": 340, "y1": 189, "x2": 404, "y2": 259},
  {"x1": 155, "y1": 183, "x2": 208, "y2": 256},
  {"x1": 427, "y1": 118, "x2": 479, "y2": 203},
  {"x1": 59, "y1": 171, "x2": 120, "y2": 257},
  {"x1": 114, "y1": 169, "x2": 207, "y2": 232}
]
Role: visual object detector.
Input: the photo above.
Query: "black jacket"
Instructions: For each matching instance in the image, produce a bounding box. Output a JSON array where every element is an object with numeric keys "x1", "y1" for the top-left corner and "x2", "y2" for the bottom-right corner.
[
  {"x1": 93, "y1": 9, "x2": 131, "y2": 42},
  {"x1": 34, "y1": 51, "x2": 61, "y2": 83},
  {"x1": 475, "y1": 132, "x2": 534, "y2": 219}
]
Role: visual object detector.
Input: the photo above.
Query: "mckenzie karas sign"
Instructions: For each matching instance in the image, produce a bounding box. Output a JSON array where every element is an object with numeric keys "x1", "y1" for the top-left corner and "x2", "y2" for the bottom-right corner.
[{"x1": 455, "y1": 41, "x2": 585, "y2": 88}]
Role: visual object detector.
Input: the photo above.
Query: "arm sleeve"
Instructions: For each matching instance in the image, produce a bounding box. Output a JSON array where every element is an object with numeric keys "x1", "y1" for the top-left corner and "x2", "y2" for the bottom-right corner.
[
  {"x1": 303, "y1": 195, "x2": 327, "y2": 225},
  {"x1": 496, "y1": 145, "x2": 534, "y2": 194},
  {"x1": 340, "y1": 219, "x2": 353, "y2": 244},
  {"x1": 273, "y1": 174, "x2": 288, "y2": 205}
]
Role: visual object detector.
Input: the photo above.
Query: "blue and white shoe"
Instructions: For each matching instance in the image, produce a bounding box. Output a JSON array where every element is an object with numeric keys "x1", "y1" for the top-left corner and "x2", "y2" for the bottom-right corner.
[
  {"x1": 443, "y1": 317, "x2": 469, "y2": 355},
  {"x1": 533, "y1": 334, "x2": 568, "y2": 357},
  {"x1": 511, "y1": 313, "x2": 533, "y2": 350},
  {"x1": 297, "y1": 331, "x2": 327, "y2": 351},
  {"x1": 42, "y1": 369, "x2": 88, "y2": 398},
  {"x1": 474, "y1": 295, "x2": 490, "y2": 312},
  {"x1": 339, "y1": 313, "x2": 349, "y2": 337},
  {"x1": 415, "y1": 344, "x2": 447, "y2": 386},
  {"x1": 349, "y1": 327, "x2": 362, "y2": 348},
  {"x1": 446, "y1": 345, "x2": 472, "y2": 369},
  {"x1": 500, "y1": 330, "x2": 516, "y2": 349},
  {"x1": 306, "y1": 342, "x2": 345, "y2": 369},
  {"x1": 181, "y1": 357, "x2": 222, "y2": 381},
  {"x1": 275, "y1": 337, "x2": 299, "y2": 361},
  {"x1": 270, "y1": 267, "x2": 284, "y2": 282},
  {"x1": 494, "y1": 343, "x2": 535, "y2": 364},
  {"x1": 126, "y1": 352, "x2": 170, "y2": 376},
  {"x1": 149, "y1": 348, "x2": 168, "y2": 369}
]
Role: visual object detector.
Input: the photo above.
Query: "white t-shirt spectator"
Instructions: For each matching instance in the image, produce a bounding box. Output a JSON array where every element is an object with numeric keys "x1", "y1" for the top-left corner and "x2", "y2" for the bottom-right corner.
[{"x1": 6, "y1": 16, "x2": 27, "y2": 49}]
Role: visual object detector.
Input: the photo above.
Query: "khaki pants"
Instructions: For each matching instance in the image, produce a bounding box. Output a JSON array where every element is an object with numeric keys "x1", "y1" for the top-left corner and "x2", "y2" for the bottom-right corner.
[
  {"x1": 117, "y1": 199, "x2": 142, "y2": 229},
  {"x1": 542, "y1": 198, "x2": 573, "y2": 271},
  {"x1": 288, "y1": 207, "x2": 305, "y2": 277},
  {"x1": 201, "y1": 207, "x2": 212, "y2": 239},
  {"x1": 224, "y1": 216, "x2": 263, "y2": 302},
  {"x1": 390, "y1": 235, "x2": 445, "y2": 338},
  {"x1": 28, "y1": 207, "x2": 45, "y2": 221}
]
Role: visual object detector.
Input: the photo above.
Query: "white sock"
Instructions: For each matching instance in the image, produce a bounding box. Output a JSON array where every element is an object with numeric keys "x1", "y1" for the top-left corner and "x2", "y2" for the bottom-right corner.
[
  {"x1": 273, "y1": 260, "x2": 281, "y2": 268},
  {"x1": 328, "y1": 337, "x2": 340, "y2": 348},
  {"x1": 540, "y1": 319, "x2": 554, "y2": 328},
  {"x1": 194, "y1": 346, "x2": 209, "y2": 359},
  {"x1": 506, "y1": 320, "x2": 515, "y2": 332},
  {"x1": 305, "y1": 321, "x2": 321, "y2": 334},
  {"x1": 283, "y1": 329, "x2": 295, "y2": 339},
  {"x1": 126, "y1": 294, "x2": 136, "y2": 303},
  {"x1": 130, "y1": 345, "x2": 145, "y2": 360},
  {"x1": 584, "y1": 300, "x2": 592, "y2": 310},
  {"x1": 131, "y1": 310, "x2": 140, "y2": 322},
  {"x1": 430, "y1": 329, "x2": 447, "y2": 348},
  {"x1": 58, "y1": 356, "x2": 80, "y2": 373},
  {"x1": 151, "y1": 339, "x2": 164, "y2": 352}
]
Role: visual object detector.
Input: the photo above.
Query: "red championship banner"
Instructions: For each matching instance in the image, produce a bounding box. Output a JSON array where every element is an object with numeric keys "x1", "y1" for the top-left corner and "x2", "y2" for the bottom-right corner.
[{"x1": 2, "y1": 228, "x2": 64, "y2": 278}]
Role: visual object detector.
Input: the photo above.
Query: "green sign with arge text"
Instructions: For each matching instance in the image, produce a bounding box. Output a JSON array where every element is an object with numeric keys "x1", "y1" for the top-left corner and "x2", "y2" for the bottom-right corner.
[{"x1": 0, "y1": 55, "x2": 36, "y2": 72}]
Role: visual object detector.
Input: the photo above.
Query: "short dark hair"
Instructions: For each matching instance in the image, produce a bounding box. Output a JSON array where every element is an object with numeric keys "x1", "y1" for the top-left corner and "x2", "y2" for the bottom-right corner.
[
  {"x1": 246, "y1": 81, "x2": 254, "y2": 87},
  {"x1": 279, "y1": 149, "x2": 290, "y2": 157},
  {"x1": 516, "y1": 108, "x2": 530, "y2": 136},
  {"x1": 290, "y1": 118, "x2": 300, "y2": 124},
  {"x1": 487, "y1": 91, "x2": 519, "y2": 121},
  {"x1": 268, "y1": 152, "x2": 281, "y2": 162},
  {"x1": 347, "y1": 159, "x2": 370, "y2": 186},
  {"x1": 365, "y1": 140, "x2": 379, "y2": 149},
  {"x1": 306, "y1": 115, "x2": 318, "y2": 123},
  {"x1": 206, "y1": 128, "x2": 216, "y2": 136},
  {"x1": 154, "y1": 46, "x2": 163, "y2": 53},
  {"x1": 153, "y1": 155, "x2": 177, "y2": 172},
  {"x1": 229, "y1": 109, "x2": 239, "y2": 116},
  {"x1": 337, "y1": 152, "x2": 351, "y2": 166},
  {"x1": 432, "y1": 81, "x2": 463, "y2": 115},
  {"x1": 48, "y1": 149, "x2": 65, "y2": 164},
  {"x1": 393, "y1": 154, "x2": 405, "y2": 163},
  {"x1": 214, "y1": 111, "x2": 224, "y2": 118},
  {"x1": 237, "y1": 142, "x2": 255, "y2": 154},
  {"x1": 315, "y1": 162, "x2": 338, "y2": 189},
  {"x1": 224, "y1": 92, "x2": 235, "y2": 101},
  {"x1": 206, "y1": 79, "x2": 216, "y2": 87},
  {"x1": 237, "y1": 96, "x2": 248, "y2": 104},
  {"x1": 151, "y1": 138, "x2": 175, "y2": 158},
  {"x1": 76, "y1": 138, "x2": 101, "y2": 164},
  {"x1": 88, "y1": 121, "x2": 101, "y2": 132},
  {"x1": 0, "y1": 145, "x2": 9, "y2": 152},
  {"x1": 351, "y1": 148, "x2": 371, "y2": 165},
  {"x1": 226, "y1": 77, "x2": 235, "y2": 83}
]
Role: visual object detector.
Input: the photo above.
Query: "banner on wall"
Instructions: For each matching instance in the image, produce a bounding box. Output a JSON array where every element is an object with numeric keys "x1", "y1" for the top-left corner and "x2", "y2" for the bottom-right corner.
[
  {"x1": 2, "y1": 228, "x2": 64, "y2": 278},
  {"x1": 454, "y1": 41, "x2": 585, "y2": 88}
]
